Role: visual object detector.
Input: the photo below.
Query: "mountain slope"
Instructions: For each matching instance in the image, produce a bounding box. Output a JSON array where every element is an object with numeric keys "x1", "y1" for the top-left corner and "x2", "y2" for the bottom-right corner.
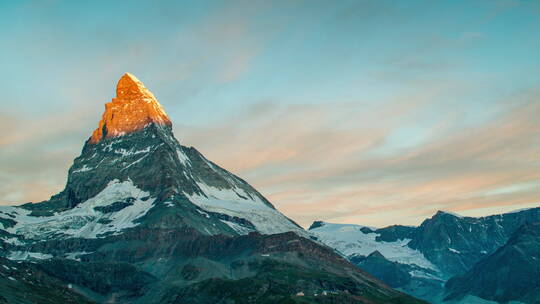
[
  {"x1": 0, "y1": 73, "x2": 424, "y2": 304},
  {"x1": 408, "y1": 208, "x2": 540, "y2": 276},
  {"x1": 309, "y1": 221, "x2": 443, "y2": 302},
  {"x1": 309, "y1": 208, "x2": 540, "y2": 303},
  {"x1": 308, "y1": 222, "x2": 437, "y2": 273},
  {"x1": 0, "y1": 257, "x2": 95, "y2": 304},
  {"x1": 445, "y1": 222, "x2": 540, "y2": 304}
]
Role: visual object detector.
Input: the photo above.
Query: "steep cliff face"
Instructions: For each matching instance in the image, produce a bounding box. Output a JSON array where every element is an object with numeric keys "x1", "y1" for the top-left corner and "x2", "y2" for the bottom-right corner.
[
  {"x1": 445, "y1": 222, "x2": 540, "y2": 304},
  {"x1": 0, "y1": 73, "x2": 424, "y2": 304},
  {"x1": 90, "y1": 73, "x2": 171, "y2": 144},
  {"x1": 408, "y1": 209, "x2": 540, "y2": 276}
]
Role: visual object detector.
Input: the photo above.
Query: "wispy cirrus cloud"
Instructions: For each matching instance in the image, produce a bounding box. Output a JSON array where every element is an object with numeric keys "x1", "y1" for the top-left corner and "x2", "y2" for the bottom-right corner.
[
  {"x1": 177, "y1": 88, "x2": 540, "y2": 227},
  {"x1": 1, "y1": 0, "x2": 540, "y2": 229}
]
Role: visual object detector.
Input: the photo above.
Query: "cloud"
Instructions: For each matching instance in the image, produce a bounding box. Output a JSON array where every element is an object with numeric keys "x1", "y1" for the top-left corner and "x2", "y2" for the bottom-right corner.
[
  {"x1": 2, "y1": 0, "x2": 539, "y2": 229},
  {"x1": 0, "y1": 106, "x2": 96, "y2": 205},
  {"x1": 177, "y1": 88, "x2": 540, "y2": 227}
]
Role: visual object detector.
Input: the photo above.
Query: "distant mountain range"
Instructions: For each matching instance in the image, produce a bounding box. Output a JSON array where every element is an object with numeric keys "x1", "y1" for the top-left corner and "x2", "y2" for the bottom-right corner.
[
  {"x1": 445, "y1": 221, "x2": 540, "y2": 303},
  {"x1": 309, "y1": 208, "x2": 540, "y2": 303},
  {"x1": 0, "y1": 73, "x2": 423, "y2": 304}
]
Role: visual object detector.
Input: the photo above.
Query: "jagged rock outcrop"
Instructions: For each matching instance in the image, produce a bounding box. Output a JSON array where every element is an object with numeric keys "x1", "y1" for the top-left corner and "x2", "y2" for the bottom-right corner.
[{"x1": 90, "y1": 73, "x2": 171, "y2": 144}]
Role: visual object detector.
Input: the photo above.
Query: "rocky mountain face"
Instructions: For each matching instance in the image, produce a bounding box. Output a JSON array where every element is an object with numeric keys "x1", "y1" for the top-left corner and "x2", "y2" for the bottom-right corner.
[
  {"x1": 309, "y1": 221, "x2": 445, "y2": 302},
  {"x1": 309, "y1": 208, "x2": 540, "y2": 303},
  {"x1": 350, "y1": 251, "x2": 416, "y2": 288},
  {"x1": 408, "y1": 209, "x2": 540, "y2": 276},
  {"x1": 445, "y1": 222, "x2": 540, "y2": 304},
  {"x1": 350, "y1": 251, "x2": 445, "y2": 303},
  {"x1": 0, "y1": 73, "x2": 423, "y2": 304}
]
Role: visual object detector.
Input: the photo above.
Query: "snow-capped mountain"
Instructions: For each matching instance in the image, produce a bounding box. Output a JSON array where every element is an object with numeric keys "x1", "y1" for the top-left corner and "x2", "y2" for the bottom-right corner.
[
  {"x1": 1, "y1": 73, "x2": 304, "y2": 245},
  {"x1": 0, "y1": 73, "x2": 424, "y2": 304},
  {"x1": 409, "y1": 208, "x2": 540, "y2": 276},
  {"x1": 308, "y1": 221, "x2": 444, "y2": 301},
  {"x1": 309, "y1": 208, "x2": 540, "y2": 303},
  {"x1": 308, "y1": 222, "x2": 436, "y2": 271}
]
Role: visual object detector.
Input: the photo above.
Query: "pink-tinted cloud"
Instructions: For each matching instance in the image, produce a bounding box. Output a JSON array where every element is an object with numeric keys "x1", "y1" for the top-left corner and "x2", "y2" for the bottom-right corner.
[{"x1": 179, "y1": 90, "x2": 540, "y2": 227}]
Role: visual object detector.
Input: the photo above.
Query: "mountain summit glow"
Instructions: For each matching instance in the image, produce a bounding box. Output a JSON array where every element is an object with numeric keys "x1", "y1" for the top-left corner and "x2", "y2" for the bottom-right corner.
[{"x1": 90, "y1": 73, "x2": 171, "y2": 144}]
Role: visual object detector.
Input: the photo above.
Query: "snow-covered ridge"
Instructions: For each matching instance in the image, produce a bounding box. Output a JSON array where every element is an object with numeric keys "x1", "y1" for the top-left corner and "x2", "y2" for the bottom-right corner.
[
  {"x1": 114, "y1": 146, "x2": 151, "y2": 156},
  {"x1": 438, "y1": 210, "x2": 464, "y2": 218},
  {"x1": 309, "y1": 222, "x2": 437, "y2": 271},
  {"x1": 185, "y1": 182, "x2": 306, "y2": 236},
  {"x1": 0, "y1": 179, "x2": 155, "y2": 240}
]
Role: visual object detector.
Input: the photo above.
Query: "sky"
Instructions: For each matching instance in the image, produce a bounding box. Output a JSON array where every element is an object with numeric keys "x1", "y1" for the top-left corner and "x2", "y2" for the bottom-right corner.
[{"x1": 1, "y1": 0, "x2": 540, "y2": 227}]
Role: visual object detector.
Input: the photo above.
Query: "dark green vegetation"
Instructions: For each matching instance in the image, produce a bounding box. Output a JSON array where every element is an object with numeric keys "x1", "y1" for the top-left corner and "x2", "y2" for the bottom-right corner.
[
  {"x1": 0, "y1": 228, "x2": 426, "y2": 304},
  {"x1": 38, "y1": 259, "x2": 156, "y2": 296},
  {"x1": 0, "y1": 257, "x2": 95, "y2": 304},
  {"x1": 162, "y1": 260, "x2": 423, "y2": 304}
]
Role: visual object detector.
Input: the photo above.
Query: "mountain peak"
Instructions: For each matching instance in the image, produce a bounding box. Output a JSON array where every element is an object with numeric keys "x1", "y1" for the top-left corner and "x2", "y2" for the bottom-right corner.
[
  {"x1": 308, "y1": 220, "x2": 326, "y2": 230},
  {"x1": 90, "y1": 73, "x2": 172, "y2": 143},
  {"x1": 435, "y1": 210, "x2": 463, "y2": 218},
  {"x1": 116, "y1": 72, "x2": 152, "y2": 99}
]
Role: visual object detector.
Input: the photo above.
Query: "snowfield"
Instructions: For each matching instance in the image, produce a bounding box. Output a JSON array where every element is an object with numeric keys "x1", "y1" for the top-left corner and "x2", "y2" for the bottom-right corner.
[
  {"x1": 0, "y1": 179, "x2": 155, "y2": 240},
  {"x1": 309, "y1": 222, "x2": 437, "y2": 271},
  {"x1": 185, "y1": 181, "x2": 306, "y2": 236}
]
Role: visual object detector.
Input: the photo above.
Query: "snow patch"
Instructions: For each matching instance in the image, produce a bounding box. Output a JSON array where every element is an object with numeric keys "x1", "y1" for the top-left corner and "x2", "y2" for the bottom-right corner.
[
  {"x1": 65, "y1": 251, "x2": 90, "y2": 261},
  {"x1": 114, "y1": 146, "x2": 151, "y2": 157},
  {"x1": 439, "y1": 210, "x2": 464, "y2": 218},
  {"x1": 196, "y1": 209, "x2": 210, "y2": 218},
  {"x1": 220, "y1": 219, "x2": 253, "y2": 235},
  {"x1": 176, "y1": 148, "x2": 190, "y2": 166},
  {"x1": 185, "y1": 182, "x2": 305, "y2": 236},
  {"x1": 122, "y1": 154, "x2": 149, "y2": 170},
  {"x1": 448, "y1": 248, "x2": 461, "y2": 254},
  {"x1": 1, "y1": 237, "x2": 23, "y2": 246},
  {"x1": 73, "y1": 165, "x2": 93, "y2": 173},
  {"x1": 8, "y1": 251, "x2": 53, "y2": 261}
]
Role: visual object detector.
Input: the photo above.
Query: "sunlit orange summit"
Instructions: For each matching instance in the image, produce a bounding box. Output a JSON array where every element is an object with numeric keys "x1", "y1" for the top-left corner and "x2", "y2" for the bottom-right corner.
[{"x1": 90, "y1": 73, "x2": 172, "y2": 144}]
